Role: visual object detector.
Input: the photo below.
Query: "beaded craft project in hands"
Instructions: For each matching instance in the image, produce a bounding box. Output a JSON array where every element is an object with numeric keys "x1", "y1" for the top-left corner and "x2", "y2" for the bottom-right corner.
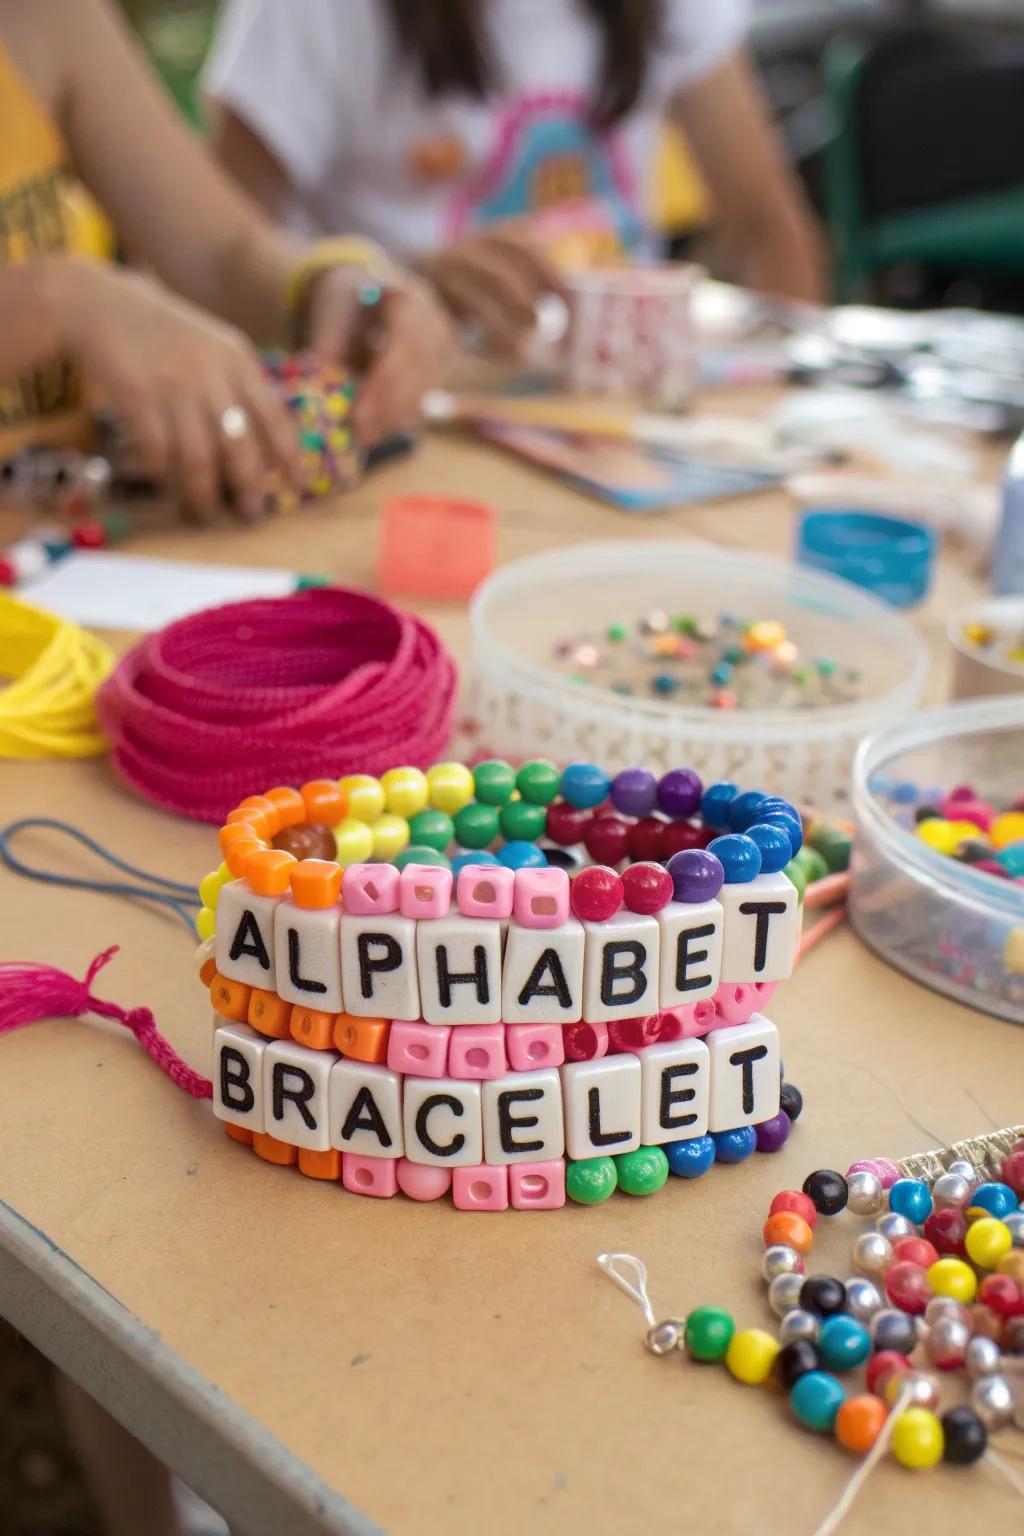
[{"x1": 198, "y1": 759, "x2": 807, "y2": 1210}]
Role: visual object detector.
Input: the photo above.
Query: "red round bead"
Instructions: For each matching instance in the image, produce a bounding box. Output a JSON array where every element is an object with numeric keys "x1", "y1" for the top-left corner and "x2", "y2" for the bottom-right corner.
[
  {"x1": 628, "y1": 816, "x2": 667, "y2": 862},
  {"x1": 978, "y1": 1273, "x2": 1023, "y2": 1319},
  {"x1": 562, "y1": 1021, "x2": 607, "y2": 1062},
  {"x1": 546, "y1": 800, "x2": 593, "y2": 846},
  {"x1": 661, "y1": 819, "x2": 710, "y2": 857},
  {"x1": 866, "y1": 1350, "x2": 911, "y2": 1396},
  {"x1": 885, "y1": 1260, "x2": 930, "y2": 1315},
  {"x1": 584, "y1": 814, "x2": 631, "y2": 866},
  {"x1": 0, "y1": 558, "x2": 15, "y2": 586},
  {"x1": 892, "y1": 1237, "x2": 939, "y2": 1270},
  {"x1": 1000, "y1": 1150, "x2": 1024, "y2": 1196},
  {"x1": 72, "y1": 519, "x2": 106, "y2": 549},
  {"x1": 768, "y1": 1189, "x2": 817, "y2": 1228},
  {"x1": 607, "y1": 1015, "x2": 662, "y2": 1052},
  {"x1": 923, "y1": 1208, "x2": 967, "y2": 1256},
  {"x1": 569, "y1": 865, "x2": 624, "y2": 922},
  {"x1": 621, "y1": 861, "x2": 674, "y2": 915}
]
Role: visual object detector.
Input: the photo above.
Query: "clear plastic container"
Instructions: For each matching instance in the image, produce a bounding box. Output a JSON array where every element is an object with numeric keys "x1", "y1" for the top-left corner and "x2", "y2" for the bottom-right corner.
[
  {"x1": 468, "y1": 541, "x2": 928, "y2": 812},
  {"x1": 850, "y1": 696, "x2": 1024, "y2": 1025}
]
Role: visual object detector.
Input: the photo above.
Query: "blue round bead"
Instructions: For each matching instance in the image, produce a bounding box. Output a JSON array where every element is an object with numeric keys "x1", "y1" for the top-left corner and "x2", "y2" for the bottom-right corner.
[
  {"x1": 817, "y1": 1316, "x2": 872, "y2": 1373},
  {"x1": 665, "y1": 1134, "x2": 716, "y2": 1178},
  {"x1": 450, "y1": 850, "x2": 500, "y2": 878},
  {"x1": 560, "y1": 762, "x2": 611, "y2": 810},
  {"x1": 969, "y1": 1181, "x2": 1018, "y2": 1220},
  {"x1": 700, "y1": 780, "x2": 738, "y2": 829},
  {"x1": 745, "y1": 821, "x2": 793, "y2": 873},
  {"x1": 790, "y1": 1371, "x2": 846, "y2": 1431},
  {"x1": 757, "y1": 796, "x2": 800, "y2": 819},
  {"x1": 887, "y1": 1178, "x2": 933, "y2": 1224},
  {"x1": 710, "y1": 661, "x2": 733, "y2": 687},
  {"x1": 497, "y1": 840, "x2": 547, "y2": 870},
  {"x1": 758, "y1": 810, "x2": 803, "y2": 856},
  {"x1": 656, "y1": 768, "x2": 703, "y2": 819},
  {"x1": 610, "y1": 767, "x2": 657, "y2": 819},
  {"x1": 996, "y1": 843, "x2": 1024, "y2": 878},
  {"x1": 652, "y1": 672, "x2": 679, "y2": 695},
  {"x1": 712, "y1": 1126, "x2": 757, "y2": 1164},
  {"x1": 892, "y1": 781, "x2": 919, "y2": 805},
  {"x1": 726, "y1": 789, "x2": 769, "y2": 832},
  {"x1": 706, "y1": 833, "x2": 762, "y2": 884}
]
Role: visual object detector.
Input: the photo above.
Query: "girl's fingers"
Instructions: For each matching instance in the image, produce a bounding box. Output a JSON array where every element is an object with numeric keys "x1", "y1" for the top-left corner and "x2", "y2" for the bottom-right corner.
[
  {"x1": 209, "y1": 388, "x2": 270, "y2": 522},
  {"x1": 167, "y1": 396, "x2": 221, "y2": 521},
  {"x1": 237, "y1": 366, "x2": 302, "y2": 488}
]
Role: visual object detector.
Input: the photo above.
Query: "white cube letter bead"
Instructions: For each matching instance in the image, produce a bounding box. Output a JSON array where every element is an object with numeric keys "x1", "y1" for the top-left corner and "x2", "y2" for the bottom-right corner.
[
  {"x1": 215, "y1": 880, "x2": 285, "y2": 991},
  {"x1": 656, "y1": 900, "x2": 723, "y2": 1007},
  {"x1": 639, "y1": 1039, "x2": 710, "y2": 1146},
  {"x1": 719, "y1": 873, "x2": 799, "y2": 983},
  {"x1": 706, "y1": 1014, "x2": 780, "y2": 1132},
  {"x1": 581, "y1": 911, "x2": 659, "y2": 1023},
  {"x1": 262, "y1": 1039, "x2": 336, "y2": 1151},
  {"x1": 561, "y1": 1053, "x2": 642, "y2": 1160},
  {"x1": 213, "y1": 1023, "x2": 267, "y2": 1134},
  {"x1": 402, "y1": 1076, "x2": 483, "y2": 1167},
  {"x1": 482, "y1": 1068, "x2": 565, "y2": 1165},
  {"x1": 417, "y1": 914, "x2": 502, "y2": 1026},
  {"x1": 501, "y1": 918, "x2": 584, "y2": 1025},
  {"x1": 329, "y1": 1060, "x2": 404, "y2": 1159},
  {"x1": 273, "y1": 900, "x2": 343, "y2": 1014},
  {"x1": 340, "y1": 912, "x2": 419, "y2": 1021}
]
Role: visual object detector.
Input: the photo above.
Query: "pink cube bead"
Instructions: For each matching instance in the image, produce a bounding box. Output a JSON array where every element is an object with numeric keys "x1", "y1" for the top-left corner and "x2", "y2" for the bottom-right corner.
[
  {"x1": 453, "y1": 1163, "x2": 509, "y2": 1212},
  {"x1": 399, "y1": 863, "x2": 453, "y2": 920},
  {"x1": 456, "y1": 863, "x2": 514, "y2": 919},
  {"x1": 660, "y1": 998, "x2": 718, "y2": 1039},
  {"x1": 342, "y1": 1153, "x2": 398, "y2": 1198},
  {"x1": 712, "y1": 982, "x2": 757, "y2": 1027},
  {"x1": 448, "y1": 1023, "x2": 507, "y2": 1080},
  {"x1": 512, "y1": 866, "x2": 570, "y2": 929},
  {"x1": 343, "y1": 863, "x2": 400, "y2": 915},
  {"x1": 505, "y1": 1022, "x2": 565, "y2": 1073},
  {"x1": 562, "y1": 1019, "x2": 609, "y2": 1061},
  {"x1": 396, "y1": 1159, "x2": 452, "y2": 1201},
  {"x1": 387, "y1": 1019, "x2": 451, "y2": 1078},
  {"x1": 509, "y1": 1159, "x2": 566, "y2": 1210},
  {"x1": 752, "y1": 981, "x2": 777, "y2": 1012}
]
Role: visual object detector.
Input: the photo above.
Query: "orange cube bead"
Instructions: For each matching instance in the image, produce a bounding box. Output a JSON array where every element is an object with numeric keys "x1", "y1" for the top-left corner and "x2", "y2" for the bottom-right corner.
[
  {"x1": 252, "y1": 1131, "x2": 297, "y2": 1166},
  {"x1": 762, "y1": 1211, "x2": 814, "y2": 1255},
  {"x1": 835, "y1": 1394, "x2": 888, "y2": 1454},
  {"x1": 290, "y1": 1005, "x2": 337, "y2": 1050},
  {"x1": 247, "y1": 988, "x2": 292, "y2": 1038},
  {"x1": 210, "y1": 973, "x2": 252, "y2": 1023},
  {"x1": 224, "y1": 837, "x2": 262, "y2": 878},
  {"x1": 301, "y1": 778, "x2": 347, "y2": 825},
  {"x1": 290, "y1": 858, "x2": 343, "y2": 909},
  {"x1": 226, "y1": 806, "x2": 273, "y2": 840},
  {"x1": 199, "y1": 955, "x2": 218, "y2": 987},
  {"x1": 298, "y1": 1147, "x2": 343, "y2": 1181},
  {"x1": 264, "y1": 786, "x2": 306, "y2": 828},
  {"x1": 219, "y1": 820, "x2": 264, "y2": 857},
  {"x1": 239, "y1": 794, "x2": 282, "y2": 837},
  {"x1": 225, "y1": 1123, "x2": 254, "y2": 1146},
  {"x1": 333, "y1": 1012, "x2": 390, "y2": 1064},
  {"x1": 245, "y1": 847, "x2": 297, "y2": 896}
]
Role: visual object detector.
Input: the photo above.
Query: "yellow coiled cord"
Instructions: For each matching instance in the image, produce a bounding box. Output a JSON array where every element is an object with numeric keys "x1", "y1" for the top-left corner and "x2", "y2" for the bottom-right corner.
[{"x1": 0, "y1": 593, "x2": 114, "y2": 758}]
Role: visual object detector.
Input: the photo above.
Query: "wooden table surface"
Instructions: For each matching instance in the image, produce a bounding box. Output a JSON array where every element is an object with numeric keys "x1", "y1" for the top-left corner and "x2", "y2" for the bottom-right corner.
[{"x1": 1, "y1": 386, "x2": 1022, "y2": 1536}]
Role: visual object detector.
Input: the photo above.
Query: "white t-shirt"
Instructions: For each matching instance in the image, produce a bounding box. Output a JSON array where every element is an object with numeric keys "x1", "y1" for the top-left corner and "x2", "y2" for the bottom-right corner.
[{"x1": 205, "y1": 0, "x2": 748, "y2": 257}]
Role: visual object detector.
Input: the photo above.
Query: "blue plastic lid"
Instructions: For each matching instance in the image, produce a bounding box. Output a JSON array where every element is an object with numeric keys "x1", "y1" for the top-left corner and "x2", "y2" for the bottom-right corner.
[{"x1": 797, "y1": 508, "x2": 935, "y2": 608}]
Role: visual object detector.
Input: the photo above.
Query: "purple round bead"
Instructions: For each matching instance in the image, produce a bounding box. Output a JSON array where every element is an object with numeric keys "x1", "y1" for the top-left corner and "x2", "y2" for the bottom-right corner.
[
  {"x1": 610, "y1": 767, "x2": 658, "y2": 819},
  {"x1": 657, "y1": 768, "x2": 703, "y2": 819},
  {"x1": 755, "y1": 1112, "x2": 791, "y2": 1153},
  {"x1": 665, "y1": 847, "x2": 724, "y2": 904}
]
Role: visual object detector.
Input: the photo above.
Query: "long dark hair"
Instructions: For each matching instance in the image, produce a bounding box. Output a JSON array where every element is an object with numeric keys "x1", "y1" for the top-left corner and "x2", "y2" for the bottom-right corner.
[{"x1": 384, "y1": 0, "x2": 665, "y2": 128}]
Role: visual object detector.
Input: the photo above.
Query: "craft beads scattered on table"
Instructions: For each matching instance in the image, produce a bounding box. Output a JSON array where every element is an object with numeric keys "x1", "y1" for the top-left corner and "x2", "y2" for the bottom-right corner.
[{"x1": 960, "y1": 618, "x2": 1024, "y2": 674}]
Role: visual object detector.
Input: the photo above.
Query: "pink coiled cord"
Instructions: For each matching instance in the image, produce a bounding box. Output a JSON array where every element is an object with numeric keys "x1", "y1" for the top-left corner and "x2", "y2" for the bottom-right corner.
[{"x1": 97, "y1": 587, "x2": 457, "y2": 822}]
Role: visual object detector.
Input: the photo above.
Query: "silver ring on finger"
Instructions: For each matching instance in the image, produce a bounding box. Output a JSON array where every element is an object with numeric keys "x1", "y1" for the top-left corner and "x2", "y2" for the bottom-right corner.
[{"x1": 219, "y1": 405, "x2": 250, "y2": 441}]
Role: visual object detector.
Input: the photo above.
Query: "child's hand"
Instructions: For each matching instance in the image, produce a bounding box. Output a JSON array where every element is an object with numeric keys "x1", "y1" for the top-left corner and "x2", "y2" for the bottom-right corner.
[
  {"x1": 56, "y1": 260, "x2": 300, "y2": 520},
  {"x1": 413, "y1": 228, "x2": 566, "y2": 355}
]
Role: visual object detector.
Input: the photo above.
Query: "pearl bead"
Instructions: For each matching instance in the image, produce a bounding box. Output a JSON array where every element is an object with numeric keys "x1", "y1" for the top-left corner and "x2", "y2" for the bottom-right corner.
[
  {"x1": 779, "y1": 1308, "x2": 820, "y2": 1345},
  {"x1": 965, "y1": 1336, "x2": 1002, "y2": 1378},
  {"x1": 1005, "y1": 1211, "x2": 1024, "y2": 1247},
  {"x1": 931, "y1": 1172, "x2": 971, "y2": 1210},
  {"x1": 876, "y1": 1211, "x2": 915, "y2": 1243},
  {"x1": 870, "y1": 1308, "x2": 919, "y2": 1355},
  {"x1": 645, "y1": 1318, "x2": 685, "y2": 1356},
  {"x1": 947, "y1": 1159, "x2": 978, "y2": 1182},
  {"x1": 924, "y1": 1296, "x2": 971, "y2": 1330},
  {"x1": 924, "y1": 1316, "x2": 970, "y2": 1370},
  {"x1": 970, "y1": 1373, "x2": 1014, "y2": 1430},
  {"x1": 846, "y1": 1169, "x2": 885, "y2": 1216},
  {"x1": 852, "y1": 1231, "x2": 893, "y2": 1279},
  {"x1": 762, "y1": 1244, "x2": 804, "y2": 1282},
  {"x1": 768, "y1": 1272, "x2": 805, "y2": 1318},
  {"x1": 844, "y1": 1276, "x2": 883, "y2": 1323},
  {"x1": 885, "y1": 1369, "x2": 939, "y2": 1411}
]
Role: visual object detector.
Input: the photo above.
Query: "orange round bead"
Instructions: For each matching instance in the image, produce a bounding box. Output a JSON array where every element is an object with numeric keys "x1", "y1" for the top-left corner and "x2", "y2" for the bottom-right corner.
[
  {"x1": 301, "y1": 779, "x2": 348, "y2": 825},
  {"x1": 244, "y1": 847, "x2": 297, "y2": 896},
  {"x1": 835, "y1": 1394, "x2": 888, "y2": 1454},
  {"x1": 768, "y1": 1189, "x2": 817, "y2": 1228},
  {"x1": 264, "y1": 786, "x2": 307, "y2": 828},
  {"x1": 762, "y1": 1211, "x2": 814, "y2": 1255},
  {"x1": 224, "y1": 836, "x2": 263, "y2": 877}
]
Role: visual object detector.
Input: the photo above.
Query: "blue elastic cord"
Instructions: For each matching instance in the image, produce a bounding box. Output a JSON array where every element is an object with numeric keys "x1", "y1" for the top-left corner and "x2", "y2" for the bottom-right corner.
[{"x1": 0, "y1": 818, "x2": 200, "y2": 936}]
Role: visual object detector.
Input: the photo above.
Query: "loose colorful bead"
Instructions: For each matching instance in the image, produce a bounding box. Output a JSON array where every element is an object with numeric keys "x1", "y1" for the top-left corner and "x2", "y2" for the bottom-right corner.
[
  {"x1": 393, "y1": 845, "x2": 451, "y2": 871},
  {"x1": 887, "y1": 1178, "x2": 933, "y2": 1224},
  {"x1": 763, "y1": 1212, "x2": 814, "y2": 1255},
  {"x1": 628, "y1": 817, "x2": 667, "y2": 862},
  {"x1": 968, "y1": 1181, "x2": 1018, "y2": 1220},
  {"x1": 870, "y1": 1310, "x2": 918, "y2": 1356},
  {"x1": 892, "y1": 1237, "x2": 939, "y2": 1270},
  {"x1": 339, "y1": 774, "x2": 384, "y2": 822},
  {"x1": 560, "y1": 762, "x2": 610, "y2": 809},
  {"x1": 774, "y1": 1338, "x2": 821, "y2": 1389},
  {"x1": 769, "y1": 1190, "x2": 817, "y2": 1227},
  {"x1": 926, "y1": 1257, "x2": 978, "y2": 1304},
  {"x1": 725, "y1": 1328, "x2": 779, "y2": 1384},
  {"x1": 866, "y1": 1350, "x2": 912, "y2": 1397},
  {"x1": 891, "y1": 1408, "x2": 944, "y2": 1469},
  {"x1": 369, "y1": 813, "x2": 410, "y2": 861},
  {"x1": 923, "y1": 1208, "x2": 967, "y2": 1256},
  {"x1": 499, "y1": 798, "x2": 547, "y2": 842},
  {"x1": 569, "y1": 865, "x2": 623, "y2": 922},
  {"x1": 333, "y1": 818, "x2": 375, "y2": 866},
  {"x1": 615, "y1": 1145, "x2": 669, "y2": 1196},
  {"x1": 726, "y1": 789, "x2": 769, "y2": 831},
  {"x1": 802, "y1": 1169, "x2": 848, "y2": 1216},
  {"x1": 940, "y1": 1406, "x2": 987, "y2": 1465},
  {"x1": 498, "y1": 840, "x2": 547, "y2": 870},
  {"x1": 665, "y1": 1135, "x2": 716, "y2": 1178},
  {"x1": 545, "y1": 801, "x2": 592, "y2": 846},
  {"x1": 964, "y1": 1217, "x2": 1012, "y2": 1269},
  {"x1": 565, "y1": 1157, "x2": 617, "y2": 1204},
  {"x1": 745, "y1": 821, "x2": 793, "y2": 873},
  {"x1": 754, "y1": 1112, "x2": 791, "y2": 1152},
  {"x1": 885, "y1": 1261, "x2": 931, "y2": 1315},
  {"x1": 620, "y1": 861, "x2": 674, "y2": 915},
  {"x1": 712, "y1": 1126, "x2": 757, "y2": 1163},
  {"x1": 790, "y1": 1370, "x2": 846, "y2": 1431},
  {"x1": 835, "y1": 1394, "x2": 888, "y2": 1453},
  {"x1": 472, "y1": 759, "x2": 516, "y2": 805},
  {"x1": 977, "y1": 1273, "x2": 1022, "y2": 1318},
  {"x1": 706, "y1": 834, "x2": 761, "y2": 884},
  {"x1": 800, "y1": 1276, "x2": 847, "y2": 1317},
  {"x1": 779, "y1": 1082, "x2": 803, "y2": 1121},
  {"x1": 407, "y1": 809, "x2": 455, "y2": 853},
  {"x1": 584, "y1": 815, "x2": 631, "y2": 866},
  {"x1": 685, "y1": 1305, "x2": 735, "y2": 1362},
  {"x1": 817, "y1": 1316, "x2": 872, "y2": 1372}
]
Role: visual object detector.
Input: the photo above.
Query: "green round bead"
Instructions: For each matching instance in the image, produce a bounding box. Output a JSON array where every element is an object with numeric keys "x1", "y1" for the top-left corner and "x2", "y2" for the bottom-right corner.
[
  {"x1": 784, "y1": 858, "x2": 807, "y2": 903},
  {"x1": 472, "y1": 759, "x2": 516, "y2": 806},
  {"x1": 407, "y1": 809, "x2": 455, "y2": 854},
  {"x1": 516, "y1": 759, "x2": 562, "y2": 805},
  {"x1": 453, "y1": 801, "x2": 501, "y2": 850},
  {"x1": 606, "y1": 622, "x2": 628, "y2": 642},
  {"x1": 685, "y1": 1305, "x2": 736, "y2": 1362},
  {"x1": 614, "y1": 1145, "x2": 669, "y2": 1196},
  {"x1": 794, "y1": 845, "x2": 829, "y2": 885},
  {"x1": 499, "y1": 798, "x2": 547, "y2": 842},
  {"x1": 393, "y1": 845, "x2": 451, "y2": 871},
  {"x1": 809, "y1": 823, "x2": 852, "y2": 874},
  {"x1": 565, "y1": 1157, "x2": 617, "y2": 1205}
]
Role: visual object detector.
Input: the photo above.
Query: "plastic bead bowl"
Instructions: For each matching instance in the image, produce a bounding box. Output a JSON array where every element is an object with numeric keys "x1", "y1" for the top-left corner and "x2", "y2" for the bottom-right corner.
[
  {"x1": 948, "y1": 596, "x2": 1024, "y2": 701},
  {"x1": 469, "y1": 541, "x2": 927, "y2": 813},
  {"x1": 849, "y1": 695, "x2": 1024, "y2": 1025}
]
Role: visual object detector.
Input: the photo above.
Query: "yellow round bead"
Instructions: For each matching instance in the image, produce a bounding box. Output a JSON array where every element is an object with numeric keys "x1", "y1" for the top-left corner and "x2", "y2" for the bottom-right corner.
[
  {"x1": 1004, "y1": 926, "x2": 1024, "y2": 976},
  {"x1": 370, "y1": 812, "x2": 411, "y2": 861},
  {"x1": 381, "y1": 766, "x2": 429, "y2": 819},
  {"x1": 890, "y1": 1408, "x2": 944, "y2": 1469},
  {"x1": 916, "y1": 819, "x2": 961, "y2": 856},
  {"x1": 333, "y1": 818, "x2": 374, "y2": 867},
  {"x1": 724, "y1": 1328, "x2": 780, "y2": 1385},
  {"x1": 339, "y1": 774, "x2": 385, "y2": 823},
  {"x1": 990, "y1": 811, "x2": 1024, "y2": 849},
  {"x1": 426, "y1": 761, "x2": 475, "y2": 815},
  {"x1": 745, "y1": 620, "x2": 787, "y2": 653},
  {"x1": 198, "y1": 862, "x2": 230, "y2": 910},
  {"x1": 964, "y1": 1216, "x2": 1012, "y2": 1269},
  {"x1": 926, "y1": 1257, "x2": 977, "y2": 1303},
  {"x1": 195, "y1": 906, "x2": 216, "y2": 941}
]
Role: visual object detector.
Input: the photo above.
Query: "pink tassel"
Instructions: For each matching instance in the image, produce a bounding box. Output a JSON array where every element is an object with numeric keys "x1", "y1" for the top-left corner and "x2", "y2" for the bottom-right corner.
[{"x1": 0, "y1": 946, "x2": 212, "y2": 1099}]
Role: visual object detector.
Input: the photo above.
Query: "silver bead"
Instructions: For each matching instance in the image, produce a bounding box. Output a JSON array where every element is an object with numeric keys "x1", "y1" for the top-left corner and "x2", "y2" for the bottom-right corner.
[
  {"x1": 768, "y1": 1271, "x2": 805, "y2": 1318},
  {"x1": 852, "y1": 1231, "x2": 893, "y2": 1279},
  {"x1": 924, "y1": 1316, "x2": 970, "y2": 1369},
  {"x1": 970, "y1": 1373, "x2": 1015, "y2": 1430},
  {"x1": 1005, "y1": 1210, "x2": 1024, "y2": 1247},
  {"x1": 931, "y1": 1172, "x2": 971, "y2": 1210},
  {"x1": 965, "y1": 1335, "x2": 1002, "y2": 1378},
  {"x1": 947, "y1": 1159, "x2": 978, "y2": 1182},
  {"x1": 779, "y1": 1308, "x2": 820, "y2": 1346},
  {"x1": 645, "y1": 1318, "x2": 685, "y2": 1356},
  {"x1": 762, "y1": 1244, "x2": 804, "y2": 1282},
  {"x1": 846, "y1": 1169, "x2": 885, "y2": 1216},
  {"x1": 890, "y1": 1369, "x2": 939, "y2": 1411},
  {"x1": 924, "y1": 1296, "x2": 971, "y2": 1330},
  {"x1": 876, "y1": 1211, "x2": 914, "y2": 1242},
  {"x1": 844, "y1": 1276, "x2": 883, "y2": 1323},
  {"x1": 870, "y1": 1307, "x2": 919, "y2": 1354}
]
